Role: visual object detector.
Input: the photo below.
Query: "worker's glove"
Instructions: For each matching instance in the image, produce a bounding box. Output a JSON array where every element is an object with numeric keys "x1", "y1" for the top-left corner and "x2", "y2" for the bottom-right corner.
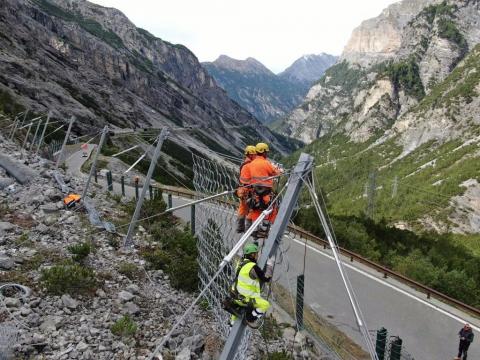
[
  {"x1": 266, "y1": 256, "x2": 275, "y2": 267},
  {"x1": 264, "y1": 256, "x2": 275, "y2": 278}
]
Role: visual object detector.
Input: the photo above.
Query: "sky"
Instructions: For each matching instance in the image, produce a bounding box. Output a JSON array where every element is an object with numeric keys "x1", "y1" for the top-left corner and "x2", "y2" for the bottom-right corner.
[{"x1": 90, "y1": 0, "x2": 399, "y2": 73}]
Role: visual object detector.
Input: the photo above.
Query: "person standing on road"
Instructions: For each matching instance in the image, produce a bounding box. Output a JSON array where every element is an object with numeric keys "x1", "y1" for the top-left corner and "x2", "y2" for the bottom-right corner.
[{"x1": 456, "y1": 323, "x2": 474, "y2": 360}]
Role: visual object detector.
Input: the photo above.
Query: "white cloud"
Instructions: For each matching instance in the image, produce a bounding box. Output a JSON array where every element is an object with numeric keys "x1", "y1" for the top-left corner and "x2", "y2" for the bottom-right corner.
[{"x1": 90, "y1": 0, "x2": 399, "y2": 73}]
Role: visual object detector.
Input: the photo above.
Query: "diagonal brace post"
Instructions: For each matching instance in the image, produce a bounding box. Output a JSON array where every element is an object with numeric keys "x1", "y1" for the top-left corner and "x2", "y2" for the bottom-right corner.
[
  {"x1": 219, "y1": 152, "x2": 314, "y2": 360},
  {"x1": 124, "y1": 128, "x2": 169, "y2": 247}
]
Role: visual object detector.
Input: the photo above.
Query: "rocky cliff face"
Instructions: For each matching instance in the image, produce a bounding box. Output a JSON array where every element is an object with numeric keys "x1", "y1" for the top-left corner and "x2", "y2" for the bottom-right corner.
[
  {"x1": 202, "y1": 55, "x2": 308, "y2": 124},
  {"x1": 0, "y1": 0, "x2": 290, "y2": 159},
  {"x1": 278, "y1": 53, "x2": 338, "y2": 86},
  {"x1": 281, "y1": 0, "x2": 480, "y2": 144},
  {"x1": 341, "y1": 0, "x2": 441, "y2": 66}
]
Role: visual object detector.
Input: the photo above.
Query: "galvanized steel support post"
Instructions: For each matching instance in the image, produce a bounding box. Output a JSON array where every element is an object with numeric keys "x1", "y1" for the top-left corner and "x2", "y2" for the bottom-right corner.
[
  {"x1": 124, "y1": 129, "x2": 168, "y2": 247},
  {"x1": 219, "y1": 152, "x2": 313, "y2": 360}
]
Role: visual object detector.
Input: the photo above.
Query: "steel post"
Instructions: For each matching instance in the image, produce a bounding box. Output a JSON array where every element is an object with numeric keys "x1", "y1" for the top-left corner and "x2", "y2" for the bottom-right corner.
[
  {"x1": 121, "y1": 176, "x2": 125, "y2": 196},
  {"x1": 375, "y1": 328, "x2": 387, "y2": 360},
  {"x1": 81, "y1": 126, "x2": 108, "y2": 200},
  {"x1": 296, "y1": 274, "x2": 305, "y2": 331},
  {"x1": 124, "y1": 129, "x2": 168, "y2": 247},
  {"x1": 21, "y1": 122, "x2": 33, "y2": 155},
  {"x1": 219, "y1": 152, "x2": 313, "y2": 360},
  {"x1": 30, "y1": 117, "x2": 43, "y2": 151},
  {"x1": 107, "y1": 171, "x2": 113, "y2": 191},
  {"x1": 55, "y1": 116, "x2": 75, "y2": 168},
  {"x1": 168, "y1": 193, "x2": 172, "y2": 208},
  {"x1": 191, "y1": 204, "x2": 196, "y2": 235},
  {"x1": 10, "y1": 110, "x2": 28, "y2": 140},
  {"x1": 36, "y1": 112, "x2": 50, "y2": 155}
]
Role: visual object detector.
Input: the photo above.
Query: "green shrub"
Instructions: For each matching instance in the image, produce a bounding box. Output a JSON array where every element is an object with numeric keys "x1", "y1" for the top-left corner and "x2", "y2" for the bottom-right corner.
[
  {"x1": 260, "y1": 315, "x2": 282, "y2": 341},
  {"x1": 111, "y1": 315, "x2": 137, "y2": 337},
  {"x1": 263, "y1": 351, "x2": 293, "y2": 360},
  {"x1": 41, "y1": 263, "x2": 97, "y2": 295},
  {"x1": 142, "y1": 226, "x2": 199, "y2": 292},
  {"x1": 118, "y1": 262, "x2": 141, "y2": 280},
  {"x1": 385, "y1": 57, "x2": 425, "y2": 100},
  {"x1": 68, "y1": 242, "x2": 92, "y2": 263}
]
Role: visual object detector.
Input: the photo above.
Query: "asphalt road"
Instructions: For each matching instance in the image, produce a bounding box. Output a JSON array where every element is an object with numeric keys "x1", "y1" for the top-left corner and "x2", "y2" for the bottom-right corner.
[
  {"x1": 162, "y1": 197, "x2": 480, "y2": 360},
  {"x1": 66, "y1": 150, "x2": 480, "y2": 360}
]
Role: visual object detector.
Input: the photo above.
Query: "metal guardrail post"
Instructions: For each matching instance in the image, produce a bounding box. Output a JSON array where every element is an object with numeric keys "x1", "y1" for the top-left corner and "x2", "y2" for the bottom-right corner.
[
  {"x1": 168, "y1": 193, "x2": 172, "y2": 208},
  {"x1": 121, "y1": 176, "x2": 125, "y2": 196},
  {"x1": 124, "y1": 128, "x2": 168, "y2": 247},
  {"x1": 219, "y1": 152, "x2": 314, "y2": 360},
  {"x1": 36, "y1": 112, "x2": 50, "y2": 155},
  {"x1": 296, "y1": 274, "x2": 305, "y2": 331},
  {"x1": 56, "y1": 116, "x2": 75, "y2": 168},
  {"x1": 82, "y1": 126, "x2": 108, "y2": 200}
]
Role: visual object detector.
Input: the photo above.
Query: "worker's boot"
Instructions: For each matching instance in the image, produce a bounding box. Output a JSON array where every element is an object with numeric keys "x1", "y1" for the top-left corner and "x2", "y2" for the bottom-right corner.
[
  {"x1": 256, "y1": 220, "x2": 270, "y2": 239},
  {"x1": 236, "y1": 217, "x2": 245, "y2": 233}
]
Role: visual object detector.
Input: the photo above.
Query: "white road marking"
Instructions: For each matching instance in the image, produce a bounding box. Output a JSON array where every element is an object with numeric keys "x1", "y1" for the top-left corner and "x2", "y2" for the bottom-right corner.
[{"x1": 290, "y1": 237, "x2": 480, "y2": 332}]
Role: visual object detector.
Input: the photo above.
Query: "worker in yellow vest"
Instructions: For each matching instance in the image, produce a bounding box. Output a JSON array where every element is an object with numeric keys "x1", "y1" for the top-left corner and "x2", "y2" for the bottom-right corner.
[{"x1": 228, "y1": 243, "x2": 274, "y2": 328}]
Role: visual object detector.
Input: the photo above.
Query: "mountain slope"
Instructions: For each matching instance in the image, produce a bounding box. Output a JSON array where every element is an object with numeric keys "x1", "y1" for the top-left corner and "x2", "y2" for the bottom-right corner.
[
  {"x1": 0, "y1": 0, "x2": 291, "y2": 178},
  {"x1": 278, "y1": 53, "x2": 337, "y2": 86},
  {"x1": 202, "y1": 55, "x2": 307, "y2": 124},
  {"x1": 280, "y1": 0, "x2": 480, "y2": 144},
  {"x1": 281, "y1": 0, "x2": 480, "y2": 234}
]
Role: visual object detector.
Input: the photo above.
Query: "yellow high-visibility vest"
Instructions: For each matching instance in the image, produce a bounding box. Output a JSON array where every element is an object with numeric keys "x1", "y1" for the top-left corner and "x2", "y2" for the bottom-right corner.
[{"x1": 235, "y1": 260, "x2": 260, "y2": 299}]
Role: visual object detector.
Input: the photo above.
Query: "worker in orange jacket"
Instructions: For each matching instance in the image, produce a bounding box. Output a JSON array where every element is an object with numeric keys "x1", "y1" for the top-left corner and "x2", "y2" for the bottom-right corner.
[
  {"x1": 236, "y1": 145, "x2": 257, "y2": 233},
  {"x1": 246, "y1": 142, "x2": 282, "y2": 240}
]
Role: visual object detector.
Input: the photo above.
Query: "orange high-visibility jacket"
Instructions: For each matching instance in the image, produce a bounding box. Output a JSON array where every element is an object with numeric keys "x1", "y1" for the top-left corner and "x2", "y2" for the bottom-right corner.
[
  {"x1": 239, "y1": 156, "x2": 254, "y2": 185},
  {"x1": 247, "y1": 156, "x2": 281, "y2": 188}
]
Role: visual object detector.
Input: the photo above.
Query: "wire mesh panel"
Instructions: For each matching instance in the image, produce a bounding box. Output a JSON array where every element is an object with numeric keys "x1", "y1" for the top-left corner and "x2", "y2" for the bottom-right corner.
[
  {"x1": 192, "y1": 154, "x2": 251, "y2": 359},
  {"x1": 0, "y1": 322, "x2": 19, "y2": 360}
]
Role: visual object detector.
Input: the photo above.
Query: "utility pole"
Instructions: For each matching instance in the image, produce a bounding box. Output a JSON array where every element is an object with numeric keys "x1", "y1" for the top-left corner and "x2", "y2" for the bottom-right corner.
[
  {"x1": 219, "y1": 152, "x2": 314, "y2": 360},
  {"x1": 36, "y1": 112, "x2": 50, "y2": 155},
  {"x1": 124, "y1": 128, "x2": 169, "y2": 247},
  {"x1": 391, "y1": 176, "x2": 398, "y2": 198},
  {"x1": 56, "y1": 116, "x2": 75, "y2": 168},
  {"x1": 81, "y1": 126, "x2": 108, "y2": 201},
  {"x1": 366, "y1": 170, "x2": 376, "y2": 219}
]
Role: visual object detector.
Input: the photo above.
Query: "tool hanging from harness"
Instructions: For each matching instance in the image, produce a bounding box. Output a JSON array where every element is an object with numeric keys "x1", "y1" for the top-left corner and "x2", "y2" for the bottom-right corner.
[{"x1": 246, "y1": 186, "x2": 273, "y2": 210}]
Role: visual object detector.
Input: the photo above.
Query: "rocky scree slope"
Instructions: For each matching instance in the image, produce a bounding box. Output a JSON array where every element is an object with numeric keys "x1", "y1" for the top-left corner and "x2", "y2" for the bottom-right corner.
[
  {"x1": 0, "y1": 0, "x2": 291, "y2": 162},
  {"x1": 0, "y1": 133, "x2": 318, "y2": 359},
  {"x1": 282, "y1": 0, "x2": 480, "y2": 233},
  {"x1": 203, "y1": 55, "x2": 319, "y2": 124}
]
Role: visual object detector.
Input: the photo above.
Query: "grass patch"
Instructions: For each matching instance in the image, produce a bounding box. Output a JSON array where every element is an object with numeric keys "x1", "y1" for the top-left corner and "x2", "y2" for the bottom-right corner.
[
  {"x1": 40, "y1": 263, "x2": 97, "y2": 295},
  {"x1": 111, "y1": 315, "x2": 137, "y2": 337},
  {"x1": 118, "y1": 262, "x2": 142, "y2": 280},
  {"x1": 68, "y1": 242, "x2": 93, "y2": 263}
]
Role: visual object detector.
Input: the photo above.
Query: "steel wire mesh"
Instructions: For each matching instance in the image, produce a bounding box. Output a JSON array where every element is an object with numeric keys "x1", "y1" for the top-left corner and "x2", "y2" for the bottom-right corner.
[{"x1": 192, "y1": 154, "x2": 251, "y2": 359}]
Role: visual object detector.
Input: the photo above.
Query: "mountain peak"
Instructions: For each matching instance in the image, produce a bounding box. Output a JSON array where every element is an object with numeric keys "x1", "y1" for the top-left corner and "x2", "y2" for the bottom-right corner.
[
  {"x1": 209, "y1": 55, "x2": 273, "y2": 75},
  {"x1": 279, "y1": 53, "x2": 337, "y2": 85}
]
